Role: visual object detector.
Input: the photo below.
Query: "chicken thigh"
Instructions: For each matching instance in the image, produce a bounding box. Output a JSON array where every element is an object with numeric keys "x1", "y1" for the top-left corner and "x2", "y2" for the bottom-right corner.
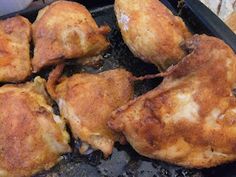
[
  {"x1": 32, "y1": 1, "x2": 110, "y2": 72},
  {"x1": 109, "y1": 35, "x2": 236, "y2": 168},
  {"x1": 115, "y1": 0, "x2": 192, "y2": 71},
  {"x1": 0, "y1": 77, "x2": 70, "y2": 177},
  {"x1": 0, "y1": 16, "x2": 31, "y2": 82},
  {"x1": 47, "y1": 66, "x2": 133, "y2": 157}
]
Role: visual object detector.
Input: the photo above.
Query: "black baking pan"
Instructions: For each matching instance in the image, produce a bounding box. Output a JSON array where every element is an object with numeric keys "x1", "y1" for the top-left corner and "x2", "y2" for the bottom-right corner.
[
  {"x1": 168, "y1": 0, "x2": 236, "y2": 52},
  {"x1": 1, "y1": 0, "x2": 236, "y2": 177}
]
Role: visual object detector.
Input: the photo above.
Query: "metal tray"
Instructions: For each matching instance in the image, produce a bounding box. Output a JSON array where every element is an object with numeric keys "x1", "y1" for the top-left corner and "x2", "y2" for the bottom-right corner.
[{"x1": 1, "y1": 0, "x2": 236, "y2": 177}]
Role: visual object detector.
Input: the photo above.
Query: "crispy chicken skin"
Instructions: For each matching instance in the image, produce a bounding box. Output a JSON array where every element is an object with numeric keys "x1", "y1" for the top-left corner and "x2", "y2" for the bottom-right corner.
[
  {"x1": 115, "y1": 0, "x2": 192, "y2": 71},
  {"x1": 0, "y1": 77, "x2": 70, "y2": 177},
  {"x1": 47, "y1": 65, "x2": 133, "y2": 157},
  {"x1": 0, "y1": 16, "x2": 31, "y2": 82},
  {"x1": 108, "y1": 35, "x2": 236, "y2": 168},
  {"x1": 32, "y1": 1, "x2": 110, "y2": 72}
]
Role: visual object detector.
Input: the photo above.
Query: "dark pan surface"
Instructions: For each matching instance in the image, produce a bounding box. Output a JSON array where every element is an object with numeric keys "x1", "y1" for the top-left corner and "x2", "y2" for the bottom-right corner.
[{"x1": 1, "y1": 1, "x2": 236, "y2": 177}]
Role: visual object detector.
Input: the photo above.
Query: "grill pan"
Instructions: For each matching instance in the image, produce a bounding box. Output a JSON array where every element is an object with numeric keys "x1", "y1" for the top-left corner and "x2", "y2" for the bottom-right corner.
[{"x1": 1, "y1": 0, "x2": 236, "y2": 176}]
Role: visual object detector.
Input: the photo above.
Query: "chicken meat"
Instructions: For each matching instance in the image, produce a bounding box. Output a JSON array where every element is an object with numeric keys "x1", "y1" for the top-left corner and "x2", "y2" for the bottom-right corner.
[
  {"x1": 0, "y1": 16, "x2": 31, "y2": 82},
  {"x1": 0, "y1": 77, "x2": 70, "y2": 177},
  {"x1": 47, "y1": 65, "x2": 134, "y2": 157},
  {"x1": 115, "y1": 0, "x2": 192, "y2": 71},
  {"x1": 32, "y1": 1, "x2": 110, "y2": 72},
  {"x1": 108, "y1": 35, "x2": 236, "y2": 168}
]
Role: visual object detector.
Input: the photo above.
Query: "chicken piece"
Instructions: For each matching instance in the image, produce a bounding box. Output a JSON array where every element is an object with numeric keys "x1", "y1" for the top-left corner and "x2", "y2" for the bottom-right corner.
[
  {"x1": 0, "y1": 16, "x2": 31, "y2": 82},
  {"x1": 47, "y1": 66, "x2": 134, "y2": 157},
  {"x1": 115, "y1": 0, "x2": 192, "y2": 71},
  {"x1": 108, "y1": 35, "x2": 236, "y2": 168},
  {"x1": 32, "y1": 1, "x2": 110, "y2": 72},
  {"x1": 0, "y1": 77, "x2": 71, "y2": 177}
]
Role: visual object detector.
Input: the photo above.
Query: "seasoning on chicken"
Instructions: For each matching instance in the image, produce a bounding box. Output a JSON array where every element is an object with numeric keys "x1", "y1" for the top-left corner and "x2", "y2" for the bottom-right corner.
[
  {"x1": 109, "y1": 35, "x2": 236, "y2": 168},
  {"x1": 0, "y1": 77, "x2": 71, "y2": 177},
  {"x1": 47, "y1": 65, "x2": 133, "y2": 157},
  {"x1": 0, "y1": 16, "x2": 31, "y2": 82},
  {"x1": 115, "y1": 0, "x2": 192, "y2": 71},
  {"x1": 32, "y1": 1, "x2": 110, "y2": 72}
]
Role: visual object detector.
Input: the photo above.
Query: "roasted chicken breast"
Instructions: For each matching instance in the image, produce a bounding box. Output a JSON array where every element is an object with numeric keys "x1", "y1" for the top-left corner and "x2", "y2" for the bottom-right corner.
[
  {"x1": 47, "y1": 65, "x2": 133, "y2": 157},
  {"x1": 0, "y1": 77, "x2": 70, "y2": 177},
  {"x1": 0, "y1": 16, "x2": 31, "y2": 82},
  {"x1": 32, "y1": 1, "x2": 110, "y2": 72},
  {"x1": 115, "y1": 0, "x2": 192, "y2": 71},
  {"x1": 108, "y1": 35, "x2": 236, "y2": 168}
]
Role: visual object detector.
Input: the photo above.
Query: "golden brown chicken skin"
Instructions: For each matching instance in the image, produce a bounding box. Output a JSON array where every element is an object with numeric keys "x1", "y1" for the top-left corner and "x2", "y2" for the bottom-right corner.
[
  {"x1": 32, "y1": 1, "x2": 110, "y2": 72},
  {"x1": 0, "y1": 77, "x2": 70, "y2": 177},
  {"x1": 115, "y1": 0, "x2": 192, "y2": 71},
  {"x1": 47, "y1": 66, "x2": 133, "y2": 157},
  {"x1": 108, "y1": 35, "x2": 236, "y2": 168},
  {"x1": 0, "y1": 16, "x2": 31, "y2": 82}
]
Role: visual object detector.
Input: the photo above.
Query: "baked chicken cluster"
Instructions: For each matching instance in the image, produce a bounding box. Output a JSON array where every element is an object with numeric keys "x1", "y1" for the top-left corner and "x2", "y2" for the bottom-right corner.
[{"x1": 0, "y1": 0, "x2": 235, "y2": 176}]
